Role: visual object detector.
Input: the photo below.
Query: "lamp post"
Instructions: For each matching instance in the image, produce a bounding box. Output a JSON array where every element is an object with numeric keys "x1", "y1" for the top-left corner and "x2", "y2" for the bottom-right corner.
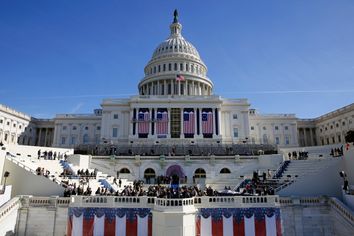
[{"x1": 1, "y1": 171, "x2": 10, "y2": 194}]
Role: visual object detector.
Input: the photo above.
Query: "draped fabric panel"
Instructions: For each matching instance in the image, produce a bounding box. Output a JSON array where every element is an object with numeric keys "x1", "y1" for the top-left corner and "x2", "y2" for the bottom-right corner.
[
  {"x1": 196, "y1": 216, "x2": 201, "y2": 236},
  {"x1": 93, "y1": 215, "x2": 105, "y2": 236},
  {"x1": 72, "y1": 214, "x2": 83, "y2": 236},
  {"x1": 222, "y1": 216, "x2": 233, "y2": 236},
  {"x1": 265, "y1": 215, "x2": 276, "y2": 236},
  {"x1": 67, "y1": 217, "x2": 73, "y2": 236},
  {"x1": 115, "y1": 215, "x2": 126, "y2": 236},
  {"x1": 255, "y1": 217, "x2": 266, "y2": 236},
  {"x1": 233, "y1": 217, "x2": 245, "y2": 236},
  {"x1": 138, "y1": 215, "x2": 148, "y2": 236},
  {"x1": 276, "y1": 217, "x2": 282, "y2": 236},
  {"x1": 201, "y1": 215, "x2": 212, "y2": 236},
  {"x1": 212, "y1": 218, "x2": 223, "y2": 236},
  {"x1": 244, "y1": 215, "x2": 255, "y2": 236}
]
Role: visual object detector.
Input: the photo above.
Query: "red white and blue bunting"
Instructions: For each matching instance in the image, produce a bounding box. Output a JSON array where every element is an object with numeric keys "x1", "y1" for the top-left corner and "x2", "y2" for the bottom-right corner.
[
  {"x1": 67, "y1": 207, "x2": 152, "y2": 236},
  {"x1": 196, "y1": 208, "x2": 281, "y2": 236}
]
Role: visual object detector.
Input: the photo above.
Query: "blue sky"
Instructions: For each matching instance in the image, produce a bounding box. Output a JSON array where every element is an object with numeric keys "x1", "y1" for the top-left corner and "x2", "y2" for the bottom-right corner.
[{"x1": 0, "y1": 0, "x2": 353, "y2": 119}]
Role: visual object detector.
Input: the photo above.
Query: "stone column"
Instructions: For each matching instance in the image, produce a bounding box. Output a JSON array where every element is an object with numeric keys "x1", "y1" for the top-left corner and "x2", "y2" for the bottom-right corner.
[
  {"x1": 167, "y1": 108, "x2": 171, "y2": 139},
  {"x1": 212, "y1": 109, "x2": 216, "y2": 138},
  {"x1": 164, "y1": 80, "x2": 167, "y2": 95},
  {"x1": 38, "y1": 128, "x2": 42, "y2": 146},
  {"x1": 180, "y1": 108, "x2": 184, "y2": 138},
  {"x1": 192, "y1": 81, "x2": 195, "y2": 95},
  {"x1": 172, "y1": 80, "x2": 175, "y2": 95}
]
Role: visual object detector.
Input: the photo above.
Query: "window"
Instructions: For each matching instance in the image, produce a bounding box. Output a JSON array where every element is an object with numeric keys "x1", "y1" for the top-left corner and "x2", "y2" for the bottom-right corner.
[
  {"x1": 285, "y1": 136, "x2": 290, "y2": 145},
  {"x1": 63, "y1": 126, "x2": 67, "y2": 131},
  {"x1": 113, "y1": 114, "x2": 119, "y2": 119},
  {"x1": 13, "y1": 124, "x2": 16, "y2": 127},
  {"x1": 112, "y1": 128, "x2": 118, "y2": 138},
  {"x1": 71, "y1": 136, "x2": 76, "y2": 145},
  {"x1": 186, "y1": 64, "x2": 189, "y2": 72},
  {"x1": 73, "y1": 126, "x2": 77, "y2": 130},
  {"x1": 284, "y1": 126, "x2": 288, "y2": 130},
  {"x1": 85, "y1": 126, "x2": 89, "y2": 130},
  {"x1": 4, "y1": 133, "x2": 8, "y2": 141},
  {"x1": 336, "y1": 123, "x2": 339, "y2": 128},
  {"x1": 168, "y1": 63, "x2": 171, "y2": 71},
  {"x1": 338, "y1": 135, "x2": 342, "y2": 143},
  {"x1": 0, "y1": 120, "x2": 2, "y2": 124},
  {"x1": 153, "y1": 66, "x2": 156, "y2": 73},
  {"x1": 180, "y1": 63, "x2": 183, "y2": 71},
  {"x1": 163, "y1": 64, "x2": 166, "y2": 71},
  {"x1": 19, "y1": 125, "x2": 22, "y2": 129},
  {"x1": 120, "y1": 168, "x2": 130, "y2": 174},
  {"x1": 7, "y1": 122, "x2": 10, "y2": 126},
  {"x1": 275, "y1": 137, "x2": 280, "y2": 145},
  {"x1": 220, "y1": 168, "x2": 231, "y2": 174},
  {"x1": 263, "y1": 126, "x2": 266, "y2": 130},
  {"x1": 332, "y1": 137, "x2": 335, "y2": 143},
  {"x1": 194, "y1": 168, "x2": 206, "y2": 178},
  {"x1": 330, "y1": 125, "x2": 333, "y2": 129},
  {"x1": 250, "y1": 126, "x2": 254, "y2": 130},
  {"x1": 275, "y1": 126, "x2": 279, "y2": 130},
  {"x1": 174, "y1": 63, "x2": 177, "y2": 71},
  {"x1": 342, "y1": 121, "x2": 346, "y2": 126},
  {"x1": 233, "y1": 127, "x2": 238, "y2": 138},
  {"x1": 83, "y1": 134, "x2": 89, "y2": 144},
  {"x1": 325, "y1": 127, "x2": 328, "y2": 131},
  {"x1": 233, "y1": 114, "x2": 238, "y2": 119},
  {"x1": 97, "y1": 126, "x2": 101, "y2": 131},
  {"x1": 158, "y1": 65, "x2": 161, "y2": 72},
  {"x1": 320, "y1": 129, "x2": 322, "y2": 133},
  {"x1": 61, "y1": 137, "x2": 66, "y2": 145}
]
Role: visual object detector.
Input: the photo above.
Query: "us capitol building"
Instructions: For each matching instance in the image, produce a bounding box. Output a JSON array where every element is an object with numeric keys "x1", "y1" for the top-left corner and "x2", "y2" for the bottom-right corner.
[
  {"x1": 0, "y1": 11, "x2": 353, "y2": 150},
  {"x1": 53, "y1": 11, "x2": 299, "y2": 149}
]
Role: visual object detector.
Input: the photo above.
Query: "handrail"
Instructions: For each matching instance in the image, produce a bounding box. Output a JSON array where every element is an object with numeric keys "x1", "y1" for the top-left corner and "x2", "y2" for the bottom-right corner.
[
  {"x1": 0, "y1": 197, "x2": 21, "y2": 222},
  {"x1": 329, "y1": 197, "x2": 354, "y2": 226}
]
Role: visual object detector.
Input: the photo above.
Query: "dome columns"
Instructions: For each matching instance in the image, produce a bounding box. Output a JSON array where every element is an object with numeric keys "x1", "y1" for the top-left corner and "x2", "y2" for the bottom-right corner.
[{"x1": 139, "y1": 79, "x2": 212, "y2": 96}]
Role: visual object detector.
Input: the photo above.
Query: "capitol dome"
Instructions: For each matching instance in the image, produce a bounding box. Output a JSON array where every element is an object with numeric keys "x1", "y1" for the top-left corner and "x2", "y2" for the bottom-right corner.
[{"x1": 138, "y1": 10, "x2": 213, "y2": 96}]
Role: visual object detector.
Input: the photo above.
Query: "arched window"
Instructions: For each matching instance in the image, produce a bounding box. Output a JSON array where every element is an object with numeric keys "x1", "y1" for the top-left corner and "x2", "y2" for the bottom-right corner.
[
  {"x1": 220, "y1": 168, "x2": 231, "y2": 174},
  {"x1": 144, "y1": 168, "x2": 156, "y2": 179},
  {"x1": 120, "y1": 168, "x2": 130, "y2": 174},
  {"x1": 194, "y1": 168, "x2": 206, "y2": 178}
]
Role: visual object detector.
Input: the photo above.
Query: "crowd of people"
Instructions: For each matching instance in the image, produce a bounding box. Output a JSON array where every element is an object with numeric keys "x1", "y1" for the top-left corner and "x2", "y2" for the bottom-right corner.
[
  {"x1": 37, "y1": 149, "x2": 67, "y2": 160},
  {"x1": 288, "y1": 151, "x2": 308, "y2": 160},
  {"x1": 330, "y1": 146, "x2": 343, "y2": 157},
  {"x1": 35, "y1": 167, "x2": 51, "y2": 177}
]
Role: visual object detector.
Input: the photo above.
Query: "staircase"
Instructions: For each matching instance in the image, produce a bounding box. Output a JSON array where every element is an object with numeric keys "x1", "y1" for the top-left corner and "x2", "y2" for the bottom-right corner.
[{"x1": 275, "y1": 158, "x2": 342, "y2": 197}]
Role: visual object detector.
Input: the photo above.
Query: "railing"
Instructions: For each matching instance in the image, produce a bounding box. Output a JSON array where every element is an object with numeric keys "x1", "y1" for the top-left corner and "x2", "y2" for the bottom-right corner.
[
  {"x1": 71, "y1": 196, "x2": 155, "y2": 208},
  {"x1": 70, "y1": 195, "x2": 280, "y2": 209},
  {"x1": 5, "y1": 154, "x2": 64, "y2": 186},
  {"x1": 329, "y1": 197, "x2": 354, "y2": 227},
  {"x1": 0, "y1": 197, "x2": 21, "y2": 222}
]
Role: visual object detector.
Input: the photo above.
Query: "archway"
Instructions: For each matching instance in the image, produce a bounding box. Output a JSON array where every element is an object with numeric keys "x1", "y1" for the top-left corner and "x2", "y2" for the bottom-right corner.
[
  {"x1": 194, "y1": 168, "x2": 206, "y2": 178},
  {"x1": 119, "y1": 168, "x2": 130, "y2": 174},
  {"x1": 166, "y1": 164, "x2": 186, "y2": 185},
  {"x1": 144, "y1": 168, "x2": 156, "y2": 184},
  {"x1": 220, "y1": 168, "x2": 231, "y2": 174}
]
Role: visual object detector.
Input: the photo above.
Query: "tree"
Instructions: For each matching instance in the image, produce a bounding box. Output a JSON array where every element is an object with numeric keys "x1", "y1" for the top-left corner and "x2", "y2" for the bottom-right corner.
[{"x1": 345, "y1": 130, "x2": 354, "y2": 143}]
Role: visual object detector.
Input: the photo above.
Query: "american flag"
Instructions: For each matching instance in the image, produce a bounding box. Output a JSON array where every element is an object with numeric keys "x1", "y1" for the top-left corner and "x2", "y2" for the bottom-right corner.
[
  {"x1": 176, "y1": 74, "x2": 185, "y2": 81},
  {"x1": 138, "y1": 111, "x2": 149, "y2": 134},
  {"x1": 183, "y1": 111, "x2": 195, "y2": 134},
  {"x1": 202, "y1": 111, "x2": 213, "y2": 134},
  {"x1": 156, "y1": 111, "x2": 168, "y2": 135}
]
